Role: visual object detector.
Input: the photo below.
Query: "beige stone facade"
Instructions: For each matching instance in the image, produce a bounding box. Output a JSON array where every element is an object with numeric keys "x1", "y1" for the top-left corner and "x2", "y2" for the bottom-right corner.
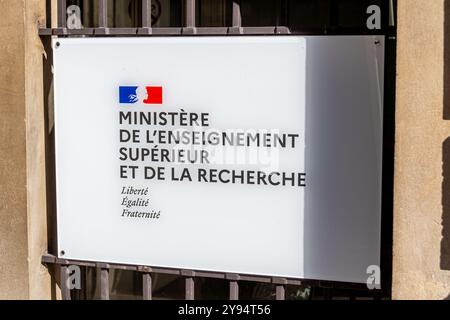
[
  {"x1": 0, "y1": 0, "x2": 53, "y2": 299},
  {"x1": 392, "y1": 0, "x2": 450, "y2": 299}
]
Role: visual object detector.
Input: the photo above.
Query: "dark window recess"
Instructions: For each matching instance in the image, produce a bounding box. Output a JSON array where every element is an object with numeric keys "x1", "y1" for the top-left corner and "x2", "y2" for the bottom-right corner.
[
  {"x1": 287, "y1": 0, "x2": 386, "y2": 32},
  {"x1": 63, "y1": 0, "x2": 391, "y2": 33},
  {"x1": 65, "y1": 0, "x2": 182, "y2": 28},
  {"x1": 240, "y1": 0, "x2": 278, "y2": 27},
  {"x1": 335, "y1": 0, "x2": 384, "y2": 29},
  {"x1": 197, "y1": 0, "x2": 232, "y2": 27},
  {"x1": 287, "y1": 0, "x2": 331, "y2": 31}
]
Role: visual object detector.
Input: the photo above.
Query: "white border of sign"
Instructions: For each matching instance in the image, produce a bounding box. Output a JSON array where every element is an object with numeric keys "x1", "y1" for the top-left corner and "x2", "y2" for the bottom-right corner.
[{"x1": 53, "y1": 36, "x2": 384, "y2": 284}]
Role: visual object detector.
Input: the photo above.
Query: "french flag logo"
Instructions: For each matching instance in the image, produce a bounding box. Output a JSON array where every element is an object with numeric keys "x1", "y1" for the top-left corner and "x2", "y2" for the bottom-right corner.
[{"x1": 119, "y1": 86, "x2": 163, "y2": 105}]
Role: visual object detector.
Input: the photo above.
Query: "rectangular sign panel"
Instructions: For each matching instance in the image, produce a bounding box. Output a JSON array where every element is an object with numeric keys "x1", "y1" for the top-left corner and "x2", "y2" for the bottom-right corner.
[{"x1": 53, "y1": 36, "x2": 384, "y2": 283}]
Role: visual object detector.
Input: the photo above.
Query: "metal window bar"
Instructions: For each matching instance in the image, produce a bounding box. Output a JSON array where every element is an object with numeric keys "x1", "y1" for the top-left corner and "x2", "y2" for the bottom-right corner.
[
  {"x1": 140, "y1": 0, "x2": 152, "y2": 34},
  {"x1": 227, "y1": 274, "x2": 240, "y2": 300},
  {"x1": 42, "y1": 254, "x2": 376, "y2": 300},
  {"x1": 60, "y1": 263, "x2": 71, "y2": 300},
  {"x1": 139, "y1": 266, "x2": 153, "y2": 300},
  {"x1": 98, "y1": 0, "x2": 108, "y2": 28},
  {"x1": 98, "y1": 263, "x2": 110, "y2": 300},
  {"x1": 184, "y1": 0, "x2": 196, "y2": 33},
  {"x1": 57, "y1": 0, "x2": 67, "y2": 28}
]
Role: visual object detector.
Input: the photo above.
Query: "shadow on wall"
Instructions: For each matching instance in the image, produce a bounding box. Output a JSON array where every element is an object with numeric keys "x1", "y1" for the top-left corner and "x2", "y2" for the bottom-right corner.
[
  {"x1": 441, "y1": 137, "x2": 450, "y2": 271},
  {"x1": 442, "y1": 0, "x2": 450, "y2": 272}
]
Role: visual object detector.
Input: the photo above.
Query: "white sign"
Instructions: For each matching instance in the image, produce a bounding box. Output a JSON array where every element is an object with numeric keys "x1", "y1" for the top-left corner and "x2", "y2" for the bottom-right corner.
[{"x1": 53, "y1": 36, "x2": 384, "y2": 283}]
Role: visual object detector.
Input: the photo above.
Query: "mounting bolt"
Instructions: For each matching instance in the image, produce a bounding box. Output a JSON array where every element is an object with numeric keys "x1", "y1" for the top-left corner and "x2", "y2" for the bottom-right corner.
[
  {"x1": 55, "y1": 41, "x2": 61, "y2": 48},
  {"x1": 60, "y1": 250, "x2": 65, "y2": 256},
  {"x1": 374, "y1": 39, "x2": 381, "y2": 46}
]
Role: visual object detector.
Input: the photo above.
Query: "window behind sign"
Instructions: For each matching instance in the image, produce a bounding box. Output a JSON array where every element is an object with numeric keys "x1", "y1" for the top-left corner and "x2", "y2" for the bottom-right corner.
[{"x1": 64, "y1": 0, "x2": 387, "y2": 31}]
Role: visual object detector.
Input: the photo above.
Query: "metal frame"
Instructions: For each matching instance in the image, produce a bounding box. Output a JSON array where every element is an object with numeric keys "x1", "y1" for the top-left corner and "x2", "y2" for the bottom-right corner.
[
  {"x1": 43, "y1": 254, "x2": 375, "y2": 300},
  {"x1": 39, "y1": 0, "x2": 396, "y2": 300}
]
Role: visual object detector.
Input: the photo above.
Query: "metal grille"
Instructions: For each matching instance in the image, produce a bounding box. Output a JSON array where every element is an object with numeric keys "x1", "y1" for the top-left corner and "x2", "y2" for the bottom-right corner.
[
  {"x1": 40, "y1": 0, "x2": 291, "y2": 36},
  {"x1": 39, "y1": 0, "x2": 395, "y2": 300},
  {"x1": 42, "y1": 254, "x2": 376, "y2": 300},
  {"x1": 41, "y1": 0, "x2": 394, "y2": 36}
]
